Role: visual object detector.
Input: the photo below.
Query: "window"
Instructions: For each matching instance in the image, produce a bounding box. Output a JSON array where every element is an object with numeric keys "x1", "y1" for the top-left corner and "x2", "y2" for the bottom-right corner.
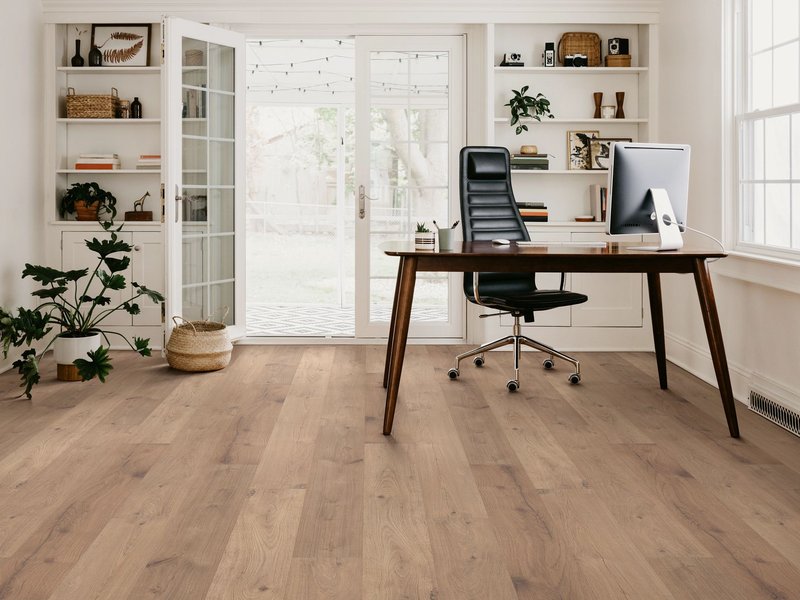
[{"x1": 736, "y1": 0, "x2": 800, "y2": 259}]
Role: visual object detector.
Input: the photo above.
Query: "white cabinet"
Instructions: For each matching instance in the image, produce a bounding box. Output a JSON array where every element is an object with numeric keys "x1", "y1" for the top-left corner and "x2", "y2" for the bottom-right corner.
[{"x1": 62, "y1": 230, "x2": 163, "y2": 327}]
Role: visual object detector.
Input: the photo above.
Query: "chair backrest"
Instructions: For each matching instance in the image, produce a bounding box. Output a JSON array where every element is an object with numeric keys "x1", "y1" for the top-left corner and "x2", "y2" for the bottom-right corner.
[{"x1": 459, "y1": 146, "x2": 536, "y2": 298}]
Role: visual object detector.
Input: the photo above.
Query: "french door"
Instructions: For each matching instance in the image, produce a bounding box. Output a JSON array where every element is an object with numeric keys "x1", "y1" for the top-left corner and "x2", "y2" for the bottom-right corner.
[
  {"x1": 354, "y1": 36, "x2": 465, "y2": 339},
  {"x1": 163, "y1": 18, "x2": 246, "y2": 338}
]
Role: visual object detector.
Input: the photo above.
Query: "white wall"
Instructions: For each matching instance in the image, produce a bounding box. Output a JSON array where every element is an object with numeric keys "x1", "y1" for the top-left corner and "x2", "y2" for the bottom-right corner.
[
  {"x1": 659, "y1": 0, "x2": 800, "y2": 409},
  {"x1": 0, "y1": 1, "x2": 44, "y2": 372}
]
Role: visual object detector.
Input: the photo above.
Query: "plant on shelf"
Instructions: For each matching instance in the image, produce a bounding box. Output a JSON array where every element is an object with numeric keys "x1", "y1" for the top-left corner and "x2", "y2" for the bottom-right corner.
[
  {"x1": 60, "y1": 182, "x2": 118, "y2": 221},
  {"x1": 505, "y1": 86, "x2": 555, "y2": 135},
  {"x1": 0, "y1": 221, "x2": 164, "y2": 398}
]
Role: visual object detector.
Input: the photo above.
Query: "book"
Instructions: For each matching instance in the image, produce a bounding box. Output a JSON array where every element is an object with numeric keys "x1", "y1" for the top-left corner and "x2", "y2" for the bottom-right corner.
[
  {"x1": 75, "y1": 157, "x2": 121, "y2": 164},
  {"x1": 511, "y1": 164, "x2": 549, "y2": 170},
  {"x1": 517, "y1": 202, "x2": 546, "y2": 209},
  {"x1": 79, "y1": 153, "x2": 119, "y2": 159},
  {"x1": 590, "y1": 183, "x2": 608, "y2": 221},
  {"x1": 75, "y1": 163, "x2": 119, "y2": 170},
  {"x1": 521, "y1": 215, "x2": 548, "y2": 222},
  {"x1": 139, "y1": 154, "x2": 161, "y2": 160}
]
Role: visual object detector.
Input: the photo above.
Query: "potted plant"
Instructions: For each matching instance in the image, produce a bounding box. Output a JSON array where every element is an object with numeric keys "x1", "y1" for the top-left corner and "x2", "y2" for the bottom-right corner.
[
  {"x1": 414, "y1": 222, "x2": 435, "y2": 250},
  {"x1": 60, "y1": 182, "x2": 117, "y2": 221},
  {"x1": 0, "y1": 221, "x2": 164, "y2": 398},
  {"x1": 505, "y1": 86, "x2": 555, "y2": 135}
]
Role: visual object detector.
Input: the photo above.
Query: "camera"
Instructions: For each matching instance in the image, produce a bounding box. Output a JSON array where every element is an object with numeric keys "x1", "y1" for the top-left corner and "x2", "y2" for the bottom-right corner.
[
  {"x1": 500, "y1": 52, "x2": 524, "y2": 66},
  {"x1": 608, "y1": 37, "x2": 630, "y2": 55},
  {"x1": 563, "y1": 53, "x2": 588, "y2": 67}
]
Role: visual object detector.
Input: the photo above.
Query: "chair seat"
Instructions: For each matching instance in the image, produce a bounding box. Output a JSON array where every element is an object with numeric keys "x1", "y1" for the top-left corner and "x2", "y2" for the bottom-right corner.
[{"x1": 476, "y1": 289, "x2": 588, "y2": 312}]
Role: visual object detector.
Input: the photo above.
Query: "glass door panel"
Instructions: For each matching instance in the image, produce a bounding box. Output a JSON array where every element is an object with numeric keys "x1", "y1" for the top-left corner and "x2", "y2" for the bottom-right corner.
[
  {"x1": 355, "y1": 36, "x2": 464, "y2": 338},
  {"x1": 165, "y1": 18, "x2": 245, "y2": 337}
]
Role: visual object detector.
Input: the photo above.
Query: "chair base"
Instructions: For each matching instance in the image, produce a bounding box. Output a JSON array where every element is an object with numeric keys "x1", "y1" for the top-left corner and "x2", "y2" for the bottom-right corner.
[{"x1": 447, "y1": 316, "x2": 581, "y2": 390}]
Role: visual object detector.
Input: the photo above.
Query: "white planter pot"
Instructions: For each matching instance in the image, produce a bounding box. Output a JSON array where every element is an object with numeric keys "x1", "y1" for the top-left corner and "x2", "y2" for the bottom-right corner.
[
  {"x1": 414, "y1": 232, "x2": 435, "y2": 250},
  {"x1": 54, "y1": 332, "x2": 102, "y2": 381}
]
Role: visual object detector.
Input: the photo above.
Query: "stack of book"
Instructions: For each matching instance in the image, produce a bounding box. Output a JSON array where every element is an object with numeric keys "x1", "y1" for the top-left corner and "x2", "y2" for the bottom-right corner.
[
  {"x1": 590, "y1": 184, "x2": 609, "y2": 221},
  {"x1": 74, "y1": 153, "x2": 120, "y2": 170},
  {"x1": 136, "y1": 154, "x2": 161, "y2": 170},
  {"x1": 518, "y1": 201, "x2": 548, "y2": 222},
  {"x1": 510, "y1": 153, "x2": 549, "y2": 170}
]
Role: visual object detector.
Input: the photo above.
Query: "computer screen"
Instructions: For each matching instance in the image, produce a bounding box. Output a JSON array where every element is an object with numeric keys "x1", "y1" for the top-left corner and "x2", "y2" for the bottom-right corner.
[{"x1": 606, "y1": 142, "x2": 691, "y2": 237}]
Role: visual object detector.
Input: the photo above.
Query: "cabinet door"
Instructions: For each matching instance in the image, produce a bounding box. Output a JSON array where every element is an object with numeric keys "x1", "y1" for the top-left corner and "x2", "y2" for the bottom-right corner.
[
  {"x1": 130, "y1": 232, "x2": 164, "y2": 326},
  {"x1": 62, "y1": 231, "x2": 134, "y2": 327},
  {"x1": 570, "y1": 232, "x2": 643, "y2": 327}
]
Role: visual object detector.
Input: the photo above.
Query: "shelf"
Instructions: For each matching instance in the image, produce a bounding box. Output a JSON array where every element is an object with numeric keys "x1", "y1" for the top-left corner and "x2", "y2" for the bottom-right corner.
[
  {"x1": 50, "y1": 220, "x2": 162, "y2": 227},
  {"x1": 57, "y1": 169, "x2": 161, "y2": 174},
  {"x1": 494, "y1": 66, "x2": 648, "y2": 74},
  {"x1": 57, "y1": 66, "x2": 160, "y2": 74},
  {"x1": 526, "y1": 221, "x2": 605, "y2": 228},
  {"x1": 511, "y1": 170, "x2": 608, "y2": 175},
  {"x1": 57, "y1": 118, "x2": 161, "y2": 124},
  {"x1": 494, "y1": 117, "x2": 648, "y2": 124}
]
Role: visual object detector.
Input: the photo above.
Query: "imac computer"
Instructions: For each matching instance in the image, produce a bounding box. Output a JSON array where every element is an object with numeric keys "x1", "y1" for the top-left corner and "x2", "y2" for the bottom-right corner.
[{"x1": 606, "y1": 142, "x2": 691, "y2": 251}]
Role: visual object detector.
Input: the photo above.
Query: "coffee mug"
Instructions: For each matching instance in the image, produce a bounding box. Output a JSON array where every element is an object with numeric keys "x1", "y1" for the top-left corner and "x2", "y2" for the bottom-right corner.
[{"x1": 438, "y1": 228, "x2": 454, "y2": 251}]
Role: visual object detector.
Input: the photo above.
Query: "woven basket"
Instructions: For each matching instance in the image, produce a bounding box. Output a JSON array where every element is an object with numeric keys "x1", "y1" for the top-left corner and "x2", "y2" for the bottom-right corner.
[
  {"x1": 66, "y1": 87, "x2": 120, "y2": 118},
  {"x1": 557, "y1": 32, "x2": 602, "y2": 67},
  {"x1": 166, "y1": 316, "x2": 232, "y2": 372}
]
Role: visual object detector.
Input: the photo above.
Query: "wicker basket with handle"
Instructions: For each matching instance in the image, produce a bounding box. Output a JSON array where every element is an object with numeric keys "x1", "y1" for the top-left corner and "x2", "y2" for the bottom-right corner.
[
  {"x1": 166, "y1": 315, "x2": 232, "y2": 372},
  {"x1": 66, "y1": 87, "x2": 120, "y2": 118},
  {"x1": 557, "y1": 32, "x2": 602, "y2": 67}
]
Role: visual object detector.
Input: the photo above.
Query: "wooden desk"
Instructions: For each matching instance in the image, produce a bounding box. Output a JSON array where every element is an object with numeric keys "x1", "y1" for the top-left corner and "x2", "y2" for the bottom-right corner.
[{"x1": 381, "y1": 240, "x2": 738, "y2": 438}]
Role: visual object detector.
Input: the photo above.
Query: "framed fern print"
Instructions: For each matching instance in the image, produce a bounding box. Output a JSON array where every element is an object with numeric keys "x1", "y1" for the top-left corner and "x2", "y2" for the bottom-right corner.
[{"x1": 91, "y1": 24, "x2": 151, "y2": 66}]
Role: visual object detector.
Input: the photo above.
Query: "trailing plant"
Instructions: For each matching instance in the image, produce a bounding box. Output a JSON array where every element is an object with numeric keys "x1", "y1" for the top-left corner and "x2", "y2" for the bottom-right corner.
[
  {"x1": 415, "y1": 222, "x2": 431, "y2": 233},
  {"x1": 0, "y1": 220, "x2": 164, "y2": 398},
  {"x1": 60, "y1": 182, "x2": 117, "y2": 219},
  {"x1": 505, "y1": 86, "x2": 555, "y2": 135}
]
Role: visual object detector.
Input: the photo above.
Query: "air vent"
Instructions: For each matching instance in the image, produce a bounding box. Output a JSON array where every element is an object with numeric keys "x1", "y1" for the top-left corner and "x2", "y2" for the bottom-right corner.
[{"x1": 749, "y1": 389, "x2": 800, "y2": 437}]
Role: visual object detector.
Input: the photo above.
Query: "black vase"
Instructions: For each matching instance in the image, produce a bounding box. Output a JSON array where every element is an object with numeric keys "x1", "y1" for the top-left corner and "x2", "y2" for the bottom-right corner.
[
  {"x1": 71, "y1": 39, "x2": 84, "y2": 67},
  {"x1": 88, "y1": 45, "x2": 102, "y2": 67}
]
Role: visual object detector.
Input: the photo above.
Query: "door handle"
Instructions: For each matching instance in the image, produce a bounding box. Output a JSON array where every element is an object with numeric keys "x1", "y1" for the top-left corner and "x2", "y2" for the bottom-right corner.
[
  {"x1": 358, "y1": 185, "x2": 377, "y2": 220},
  {"x1": 174, "y1": 185, "x2": 191, "y2": 223}
]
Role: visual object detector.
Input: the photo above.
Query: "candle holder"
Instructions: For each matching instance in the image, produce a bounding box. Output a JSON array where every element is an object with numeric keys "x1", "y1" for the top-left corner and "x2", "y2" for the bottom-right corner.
[
  {"x1": 593, "y1": 92, "x2": 603, "y2": 119},
  {"x1": 615, "y1": 91, "x2": 625, "y2": 119}
]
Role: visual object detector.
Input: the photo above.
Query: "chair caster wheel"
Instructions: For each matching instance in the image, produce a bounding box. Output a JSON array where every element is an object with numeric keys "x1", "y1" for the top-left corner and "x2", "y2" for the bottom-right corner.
[
  {"x1": 542, "y1": 358, "x2": 554, "y2": 370},
  {"x1": 569, "y1": 373, "x2": 581, "y2": 384},
  {"x1": 448, "y1": 368, "x2": 460, "y2": 379},
  {"x1": 506, "y1": 379, "x2": 519, "y2": 392},
  {"x1": 473, "y1": 356, "x2": 484, "y2": 367}
]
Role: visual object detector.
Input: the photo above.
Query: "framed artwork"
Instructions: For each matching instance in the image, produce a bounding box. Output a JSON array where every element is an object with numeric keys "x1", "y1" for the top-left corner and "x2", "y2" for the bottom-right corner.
[
  {"x1": 567, "y1": 130, "x2": 599, "y2": 170},
  {"x1": 91, "y1": 24, "x2": 151, "y2": 66},
  {"x1": 588, "y1": 137, "x2": 633, "y2": 170}
]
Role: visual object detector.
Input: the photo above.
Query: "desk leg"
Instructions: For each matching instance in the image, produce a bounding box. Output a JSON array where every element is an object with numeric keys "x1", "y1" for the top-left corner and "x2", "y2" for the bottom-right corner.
[
  {"x1": 383, "y1": 256, "x2": 417, "y2": 435},
  {"x1": 647, "y1": 272, "x2": 668, "y2": 389},
  {"x1": 383, "y1": 258, "x2": 404, "y2": 389},
  {"x1": 693, "y1": 259, "x2": 740, "y2": 438}
]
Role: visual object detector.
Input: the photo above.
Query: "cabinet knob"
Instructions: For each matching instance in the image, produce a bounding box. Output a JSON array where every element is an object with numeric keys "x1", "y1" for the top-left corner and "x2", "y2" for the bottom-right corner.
[{"x1": 134, "y1": 245, "x2": 141, "y2": 251}]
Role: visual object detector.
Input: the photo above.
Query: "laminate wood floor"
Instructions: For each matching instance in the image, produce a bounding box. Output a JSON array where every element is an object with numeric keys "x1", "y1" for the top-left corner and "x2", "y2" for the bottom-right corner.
[{"x1": 1, "y1": 346, "x2": 799, "y2": 599}]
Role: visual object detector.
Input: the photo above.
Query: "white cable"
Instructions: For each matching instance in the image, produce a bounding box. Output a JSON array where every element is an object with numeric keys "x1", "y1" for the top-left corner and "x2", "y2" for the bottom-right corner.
[{"x1": 664, "y1": 217, "x2": 725, "y2": 262}]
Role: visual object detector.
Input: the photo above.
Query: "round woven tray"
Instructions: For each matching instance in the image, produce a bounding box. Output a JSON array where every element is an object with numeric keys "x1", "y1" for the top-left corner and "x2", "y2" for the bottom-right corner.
[{"x1": 166, "y1": 316, "x2": 232, "y2": 372}]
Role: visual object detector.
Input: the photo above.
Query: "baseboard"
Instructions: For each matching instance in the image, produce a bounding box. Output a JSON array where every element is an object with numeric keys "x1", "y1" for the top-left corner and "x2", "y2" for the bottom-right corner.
[{"x1": 665, "y1": 332, "x2": 750, "y2": 405}]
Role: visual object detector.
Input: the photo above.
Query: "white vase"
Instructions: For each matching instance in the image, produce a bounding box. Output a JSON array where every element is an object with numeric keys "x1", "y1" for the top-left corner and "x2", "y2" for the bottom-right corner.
[
  {"x1": 54, "y1": 332, "x2": 102, "y2": 381},
  {"x1": 414, "y1": 232, "x2": 435, "y2": 250}
]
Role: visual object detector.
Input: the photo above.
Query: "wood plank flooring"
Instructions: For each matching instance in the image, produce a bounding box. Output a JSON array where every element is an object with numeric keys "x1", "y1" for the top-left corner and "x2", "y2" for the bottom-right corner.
[{"x1": 1, "y1": 346, "x2": 799, "y2": 599}]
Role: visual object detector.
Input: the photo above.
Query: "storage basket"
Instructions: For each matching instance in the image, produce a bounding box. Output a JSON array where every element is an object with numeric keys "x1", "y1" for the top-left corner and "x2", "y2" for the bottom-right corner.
[
  {"x1": 605, "y1": 54, "x2": 632, "y2": 67},
  {"x1": 557, "y1": 32, "x2": 602, "y2": 67},
  {"x1": 166, "y1": 315, "x2": 232, "y2": 372},
  {"x1": 66, "y1": 87, "x2": 120, "y2": 119}
]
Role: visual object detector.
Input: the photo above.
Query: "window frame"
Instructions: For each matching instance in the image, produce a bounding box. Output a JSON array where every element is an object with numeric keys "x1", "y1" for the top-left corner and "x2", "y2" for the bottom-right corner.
[{"x1": 729, "y1": 0, "x2": 800, "y2": 264}]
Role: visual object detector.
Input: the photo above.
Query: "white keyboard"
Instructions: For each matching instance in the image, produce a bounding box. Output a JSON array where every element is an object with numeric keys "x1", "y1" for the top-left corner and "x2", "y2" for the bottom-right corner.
[{"x1": 516, "y1": 241, "x2": 608, "y2": 248}]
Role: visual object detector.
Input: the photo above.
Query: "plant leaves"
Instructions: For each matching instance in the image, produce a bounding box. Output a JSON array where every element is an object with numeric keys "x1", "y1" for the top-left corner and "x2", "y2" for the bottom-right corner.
[
  {"x1": 110, "y1": 32, "x2": 143, "y2": 41},
  {"x1": 31, "y1": 287, "x2": 68, "y2": 299},
  {"x1": 103, "y1": 39, "x2": 143, "y2": 64},
  {"x1": 74, "y1": 345, "x2": 113, "y2": 383},
  {"x1": 132, "y1": 282, "x2": 165, "y2": 303},
  {"x1": 93, "y1": 295, "x2": 112, "y2": 306},
  {"x1": 104, "y1": 256, "x2": 130, "y2": 273},
  {"x1": 22, "y1": 264, "x2": 68, "y2": 285},
  {"x1": 133, "y1": 337, "x2": 152, "y2": 357},
  {"x1": 85, "y1": 235, "x2": 132, "y2": 258},
  {"x1": 98, "y1": 271, "x2": 126, "y2": 291},
  {"x1": 12, "y1": 349, "x2": 40, "y2": 399},
  {"x1": 123, "y1": 302, "x2": 141, "y2": 315}
]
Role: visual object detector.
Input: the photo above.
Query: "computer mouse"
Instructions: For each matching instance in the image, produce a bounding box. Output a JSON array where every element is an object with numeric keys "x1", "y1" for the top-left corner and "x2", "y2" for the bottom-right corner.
[{"x1": 492, "y1": 238, "x2": 511, "y2": 246}]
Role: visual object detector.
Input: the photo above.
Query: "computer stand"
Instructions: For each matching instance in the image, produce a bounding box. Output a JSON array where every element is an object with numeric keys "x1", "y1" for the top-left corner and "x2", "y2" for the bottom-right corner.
[{"x1": 631, "y1": 188, "x2": 684, "y2": 251}]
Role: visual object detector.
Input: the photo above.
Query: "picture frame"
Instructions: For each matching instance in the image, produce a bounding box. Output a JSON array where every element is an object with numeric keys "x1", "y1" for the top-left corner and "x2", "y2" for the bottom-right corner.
[
  {"x1": 91, "y1": 24, "x2": 151, "y2": 67},
  {"x1": 567, "y1": 130, "x2": 599, "y2": 170},
  {"x1": 588, "y1": 137, "x2": 633, "y2": 170}
]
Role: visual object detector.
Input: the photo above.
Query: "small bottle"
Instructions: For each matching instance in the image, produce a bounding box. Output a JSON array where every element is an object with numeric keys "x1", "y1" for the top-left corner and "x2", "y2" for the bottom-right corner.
[
  {"x1": 131, "y1": 97, "x2": 142, "y2": 119},
  {"x1": 88, "y1": 45, "x2": 102, "y2": 67}
]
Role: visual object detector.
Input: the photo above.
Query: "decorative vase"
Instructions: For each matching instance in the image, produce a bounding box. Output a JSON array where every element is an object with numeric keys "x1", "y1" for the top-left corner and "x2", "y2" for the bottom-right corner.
[
  {"x1": 74, "y1": 199, "x2": 99, "y2": 221},
  {"x1": 593, "y1": 92, "x2": 603, "y2": 119},
  {"x1": 615, "y1": 91, "x2": 625, "y2": 119},
  {"x1": 88, "y1": 45, "x2": 102, "y2": 67},
  {"x1": 54, "y1": 332, "x2": 102, "y2": 381},
  {"x1": 414, "y1": 232, "x2": 435, "y2": 250},
  {"x1": 71, "y1": 39, "x2": 84, "y2": 67}
]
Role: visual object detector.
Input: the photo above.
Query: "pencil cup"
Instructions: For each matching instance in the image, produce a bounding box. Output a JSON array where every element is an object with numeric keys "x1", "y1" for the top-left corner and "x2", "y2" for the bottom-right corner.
[{"x1": 438, "y1": 228, "x2": 454, "y2": 251}]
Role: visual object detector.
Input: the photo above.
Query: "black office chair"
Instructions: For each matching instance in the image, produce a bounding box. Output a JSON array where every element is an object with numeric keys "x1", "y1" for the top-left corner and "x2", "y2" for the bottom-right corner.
[{"x1": 447, "y1": 146, "x2": 587, "y2": 391}]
